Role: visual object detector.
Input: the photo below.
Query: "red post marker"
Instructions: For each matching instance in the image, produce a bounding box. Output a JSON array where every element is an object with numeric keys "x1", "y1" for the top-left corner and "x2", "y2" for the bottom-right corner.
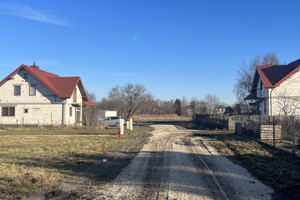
[{"x1": 119, "y1": 128, "x2": 121, "y2": 140}]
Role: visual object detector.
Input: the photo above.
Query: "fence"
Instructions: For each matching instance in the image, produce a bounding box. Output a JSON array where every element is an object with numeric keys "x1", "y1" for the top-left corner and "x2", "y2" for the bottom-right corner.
[
  {"x1": 194, "y1": 114, "x2": 299, "y2": 155},
  {"x1": 230, "y1": 115, "x2": 299, "y2": 155},
  {"x1": 194, "y1": 114, "x2": 229, "y2": 129}
]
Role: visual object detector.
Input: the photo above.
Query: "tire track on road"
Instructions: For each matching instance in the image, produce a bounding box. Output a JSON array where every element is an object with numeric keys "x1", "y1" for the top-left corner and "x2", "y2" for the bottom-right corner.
[{"x1": 185, "y1": 137, "x2": 230, "y2": 200}]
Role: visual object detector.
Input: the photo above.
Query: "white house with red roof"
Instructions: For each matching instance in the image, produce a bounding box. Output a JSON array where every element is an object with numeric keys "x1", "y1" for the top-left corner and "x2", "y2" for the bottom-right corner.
[
  {"x1": 0, "y1": 64, "x2": 94, "y2": 126},
  {"x1": 245, "y1": 59, "x2": 300, "y2": 116}
]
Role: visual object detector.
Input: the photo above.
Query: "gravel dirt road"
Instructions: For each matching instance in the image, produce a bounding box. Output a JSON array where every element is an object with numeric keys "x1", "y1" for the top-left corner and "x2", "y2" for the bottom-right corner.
[{"x1": 94, "y1": 125, "x2": 273, "y2": 200}]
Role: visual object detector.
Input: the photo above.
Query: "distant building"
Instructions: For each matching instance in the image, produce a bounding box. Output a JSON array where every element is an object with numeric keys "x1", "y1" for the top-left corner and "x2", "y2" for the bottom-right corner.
[{"x1": 94, "y1": 110, "x2": 117, "y2": 123}]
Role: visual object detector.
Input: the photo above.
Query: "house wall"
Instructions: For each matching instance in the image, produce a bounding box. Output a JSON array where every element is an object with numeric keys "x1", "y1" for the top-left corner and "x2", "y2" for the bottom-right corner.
[
  {"x1": 0, "y1": 68, "x2": 88, "y2": 126},
  {"x1": 0, "y1": 68, "x2": 63, "y2": 104},
  {"x1": 269, "y1": 69, "x2": 300, "y2": 116},
  {"x1": 256, "y1": 78, "x2": 269, "y2": 116},
  {"x1": 0, "y1": 68, "x2": 64, "y2": 125},
  {"x1": 0, "y1": 104, "x2": 63, "y2": 125},
  {"x1": 63, "y1": 85, "x2": 83, "y2": 125}
]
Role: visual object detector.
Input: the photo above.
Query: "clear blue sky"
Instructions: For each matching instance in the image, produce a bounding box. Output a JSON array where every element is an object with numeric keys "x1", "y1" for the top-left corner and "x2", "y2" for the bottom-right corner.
[{"x1": 0, "y1": 0, "x2": 299, "y2": 104}]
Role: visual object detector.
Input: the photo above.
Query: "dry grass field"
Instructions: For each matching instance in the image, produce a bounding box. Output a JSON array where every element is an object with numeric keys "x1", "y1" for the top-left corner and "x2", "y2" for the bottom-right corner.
[{"x1": 0, "y1": 126, "x2": 153, "y2": 199}]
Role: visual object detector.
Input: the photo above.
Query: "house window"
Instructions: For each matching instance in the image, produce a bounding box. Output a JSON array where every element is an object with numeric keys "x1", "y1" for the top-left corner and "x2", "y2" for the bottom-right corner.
[
  {"x1": 14, "y1": 86, "x2": 21, "y2": 96},
  {"x1": 2, "y1": 107, "x2": 15, "y2": 116},
  {"x1": 29, "y1": 85, "x2": 36, "y2": 96},
  {"x1": 259, "y1": 80, "x2": 263, "y2": 96},
  {"x1": 24, "y1": 108, "x2": 29, "y2": 114},
  {"x1": 70, "y1": 107, "x2": 72, "y2": 116},
  {"x1": 24, "y1": 73, "x2": 28, "y2": 79}
]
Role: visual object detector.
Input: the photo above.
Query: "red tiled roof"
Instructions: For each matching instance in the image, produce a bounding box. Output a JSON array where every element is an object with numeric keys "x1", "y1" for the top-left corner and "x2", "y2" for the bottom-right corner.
[
  {"x1": 257, "y1": 59, "x2": 300, "y2": 88},
  {"x1": 48, "y1": 77, "x2": 80, "y2": 98},
  {"x1": 257, "y1": 65, "x2": 273, "y2": 88},
  {"x1": 83, "y1": 100, "x2": 94, "y2": 106},
  {"x1": 0, "y1": 65, "x2": 94, "y2": 106}
]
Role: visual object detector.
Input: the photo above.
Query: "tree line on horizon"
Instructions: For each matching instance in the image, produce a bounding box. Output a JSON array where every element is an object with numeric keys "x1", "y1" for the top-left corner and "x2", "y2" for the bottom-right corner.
[
  {"x1": 83, "y1": 52, "x2": 281, "y2": 124},
  {"x1": 82, "y1": 84, "x2": 231, "y2": 124}
]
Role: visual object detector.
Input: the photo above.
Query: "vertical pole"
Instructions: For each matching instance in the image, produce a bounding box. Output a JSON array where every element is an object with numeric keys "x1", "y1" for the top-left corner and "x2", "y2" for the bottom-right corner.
[
  {"x1": 129, "y1": 119, "x2": 133, "y2": 131},
  {"x1": 119, "y1": 118, "x2": 124, "y2": 140},
  {"x1": 273, "y1": 115, "x2": 275, "y2": 147},
  {"x1": 121, "y1": 119, "x2": 124, "y2": 135}
]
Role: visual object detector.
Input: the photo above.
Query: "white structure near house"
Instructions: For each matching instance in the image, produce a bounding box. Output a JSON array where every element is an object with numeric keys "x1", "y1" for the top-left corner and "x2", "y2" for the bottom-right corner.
[
  {"x1": 245, "y1": 59, "x2": 300, "y2": 116},
  {"x1": 94, "y1": 110, "x2": 117, "y2": 123},
  {"x1": 0, "y1": 64, "x2": 94, "y2": 126}
]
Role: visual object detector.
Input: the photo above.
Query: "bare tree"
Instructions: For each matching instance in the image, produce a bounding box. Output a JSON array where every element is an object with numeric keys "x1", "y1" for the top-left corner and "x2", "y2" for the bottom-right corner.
[
  {"x1": 108, "y1": 85, "x2": 124, "y2": 114},
  {"x1": 180, "y1": 97, "x2": 190, "y2": 116},
  {"x1": 204, "y1": 94, "x2": 220, "y2": 114},
  {"x1": 95, "y1": 97, "x2": 115, "y2": 110},
  {"x1": 190, "y1": 98, "x2": 207, "y2": 115},
  {"x1": 153, "y1": 99, "x2": 172, "y2": 114},
  {"x1": 190, "y1": 99, "x2": 197, "y2": 115},
  {"x1": 262, "y1": 52, "x2": 279, "y2": 66},
  {"x1": 82, "y1": 91, "x2": 96, "y2": 125},
  {"x1": 108, "y1": 83, "x2": 151, "y2": 120},
  {"x1": 137, "y1": 95, "x2": 157, "y2": 115},
  {"x1": 234, "y1": 53, "x2": 279, "y2": 102},
  {"x1": 234, "y1": 60, "x2": 257, "y2": 102},
  {"x1": 274, "y1": 87, "x2": 300, "y2": 116},
  {"x1": 273, "y1": 88, "x2": 300, "y2": 139}
]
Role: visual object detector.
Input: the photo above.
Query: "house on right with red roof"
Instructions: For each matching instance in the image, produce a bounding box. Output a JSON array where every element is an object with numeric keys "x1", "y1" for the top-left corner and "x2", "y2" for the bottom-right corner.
[{"x1": 245, "y1": 59, "x2": 300, "y2": 116}]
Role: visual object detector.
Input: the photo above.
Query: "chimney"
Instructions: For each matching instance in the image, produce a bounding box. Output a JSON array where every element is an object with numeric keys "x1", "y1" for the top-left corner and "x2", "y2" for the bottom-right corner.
[{"x1": 31, "y1": 62, "x2": 39, "y2": 69}]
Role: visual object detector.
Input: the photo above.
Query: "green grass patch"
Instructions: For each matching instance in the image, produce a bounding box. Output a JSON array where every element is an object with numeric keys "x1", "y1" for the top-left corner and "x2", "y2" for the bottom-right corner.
[
  {"x1": 0, "y1": 126, "x2": 153, "y2": 199},
  {"x1": 203, "y1": 134, "x2": 300, "y2": 200}
]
